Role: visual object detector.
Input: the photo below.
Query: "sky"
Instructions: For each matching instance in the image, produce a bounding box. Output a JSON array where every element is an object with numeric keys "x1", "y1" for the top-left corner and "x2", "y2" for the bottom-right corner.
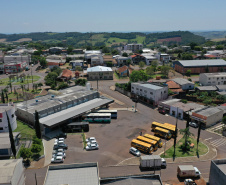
[{"x1": 0, "y1": 0, "x2": 226, "y2": 33}]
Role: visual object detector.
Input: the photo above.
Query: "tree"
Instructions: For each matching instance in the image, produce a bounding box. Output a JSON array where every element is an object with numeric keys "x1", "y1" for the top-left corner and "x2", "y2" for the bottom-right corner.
[
  {"x1": 122, "y1": 52, "x2": 128, "y2": 57},
  {"x1": 33, "y1": 136, "x2": 42, "y2": 145},
  {"x1": 161, "y1": 66, "x2": 170, "y2": 77},
  {"x1": 75, "y1": 66, "x2": 82, "y2": 71},
  {"x1": 67, "y1": 45, "x2": 73, "y2": 54},
  {"x1": 51, "y1": 66, "x2": 62, "y2": 75},
  {"x1": 5, "y1": 92, "x2": 8, "y2": 103},
  {"x1": 151, "y1": 60, "x2": 158, "y2": 71},
  {"x1": 179, "y1": 127, "x2": 194, "y2": 151},
  {"x1": 139, "y1": 61, "x2": 145, "y2": 69},
  {"x1": 6, "y1": 111, "x2": 16, "y2": 158},
  {"x1": 1, "y1": 91, "x2": 5, "y2": 103},
  {"x1": 130, "y1": 70, "x2": 148, "y2": 82},
  {"x1": 182, "y1": 53, "x2": 193, "y2": 60},
  {"x1": 178, "y1": 53, "x2": 181, "y2": 59},
  {"x1": 189, "y1": 42, "x2": 198, "y2": 50},
  {"x1": 185, "y1": 69, "x2": 191, "y2": 77},
  {"x1": 20, "y1": 147, "x2": 32, "y2": 161},
  {"x1": 44, "y1": 72, "x2": 58, "y2": 86},
  {"x1": 146, "y1": 66, "x2": 155, "y2": 76},
  {"x1": 197, "y1": 122, "x2": 202, "y2": 152},
  {"x1": 66, "y1": 57, "x2": 72, "y2": 63},
  {"x1": 31, "y1": 144, "x2": 42, "y2": 153},
  {"x1": 34, "y1": 110, "x2": 42, "y2": 139},
  {"x1": 8, "y1": 81, "x2": 12, "y2": 93},
  {"x1": 39, "y1": 57, "x2": 47, "y2": 68}
]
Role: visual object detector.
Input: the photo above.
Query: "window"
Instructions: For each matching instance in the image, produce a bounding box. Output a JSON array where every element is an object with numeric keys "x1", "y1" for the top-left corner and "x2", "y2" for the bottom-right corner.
[
  {"x1": 164, "y1": 91, "x2": 166, "y2": 93},
  {"x1": 136, "y1": 88, "x2": 139, "y2": 90},
  {"x1": 0, "y1": 127, "x2": 3, "y2": 130},
  {"x1": 11, "y1": 114, "x2": 14, "y2": 118},
  {"x1": 132, "y1": 87, "x2": 134, "y2": 89},
  {"x1": 0, "y1": 119, "x2": 2, "y2": 122},
  {"x1": 140, "y1": 89, "x2": 142, "y2": 91},
  {"x1": 144, "y1": 90, "x2": 147, "y2": 93},
  {"x1": 150, "y1": 92, "x2": 153, "y2": 95}
]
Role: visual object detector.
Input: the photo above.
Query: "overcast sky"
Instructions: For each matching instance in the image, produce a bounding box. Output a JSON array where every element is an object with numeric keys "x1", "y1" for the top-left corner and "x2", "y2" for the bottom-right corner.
[{"x1": 1, "y1": 0, "x2": 226, "y2": 33}]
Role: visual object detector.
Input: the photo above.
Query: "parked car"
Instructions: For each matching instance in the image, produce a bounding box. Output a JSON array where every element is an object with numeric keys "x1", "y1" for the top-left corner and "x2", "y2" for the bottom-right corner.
[
  {"x1": 57, "y1": 133, "x2": 67, "y2": 139},
  {"x1": 54, "y1": 139, "x2": 64, "y2": 145},
  {"x1": 86, "y1": 143, "x2": 99, "y2": 151},
  {"x1": 86, "y1": 137, "x2": 97, "y2": 144},
  {"x1": 189, "y1": 122, "x2": 198, "y2": 128},
  {"x1": 158, "y1": 109, "x2": 166, "y2": 115},
  {"x1": 129, "y1": 147, "x2": 141, "y2": 157},
  {"x1": 52, "y1": 152, "x2": 66, "y2": 159},
  {"x1": 51, "y1": 156, "x2": 64, "y2": 163},
  {"x1": 184, "y1": 179, "x2": 196, "y2": 185},
  {"x1": 52, "y1": 148, "x2": 65, "y2": 154},
  {"x1": 54, "y1": 143, "x2": 68, "y2": 150}
]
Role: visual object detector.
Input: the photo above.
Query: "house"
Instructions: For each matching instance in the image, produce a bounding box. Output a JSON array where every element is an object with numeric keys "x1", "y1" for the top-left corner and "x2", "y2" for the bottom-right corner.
[
  {"x1": 155, "y1": 53, "x2": 170, "y2": 64},
  {"x1": 204, "y1": 54, "x2": 218, "y2": 59},
  {"x1": 172, "y1": 78, "x2": 194, "y2": 90},
  {"x1": 0, "y1": 159, "x2": 25, "y2": 185},
  {"x1": 47, "y1": 62, "x2": 59, "y2": 69},
  {"x1": 207, "y1": 50, "x2": 225, "y2": 57},
  {"x1": 196, "y1": 86, "x2": 217, "y2": 93},
  {"x1": 84, "y1": 50, "x2": 102, "y2": 63},
  {"x1": 66, "y1": 54, "x2": 85, "y2": 60},
  {"x1": 0, "y1": 132, "x2": 20, "y2": 157},
  {"x1": 72, "y1": 49, "x2": 84, "y2": 54},
  {"x1": 166, "y1": 80, "x2": 183, "y2": 93},
  {"x1": 70, "y1": 60, "x2": 84, "y2": 68},
  {"x1": 4, "y1": 55, "x2": 31, "y2": 64},
  {"x1": 91, "y1": 55, "x2": 104, "y2": 67},
  {"x1": 124, "y1": 43, "x2": 143, "y2": 52},
  {"x1": 103, "y1": 55, "x2": 117, "y2": 67},
  {"x1": 0, "y1": 103, "x2": 17, "y2": 132},
  {"x1": 4, "y1": 61, "x2": 27, "y2": 74},
  {"x1": 59, "y1": 69, "x2": 73, "y2": 81},
  {"x1": 115, "y1": 56, "x2": 130, "y2": 66},
  {"x1": 142, "y1": 53, "x2": 158, "y2": 65},
  {"x1": 216, "y1": 85, "x2": 226, "y2": 92},
  {"x1": 159, "y1": 99, "x2": 181, "y2": 113},
  {"x1": 191, "y1": 107, "x2": 224, "y2": 127},
  {"x1": 49, "y1": 47, "x2": 64, "y2": 54},
  {"x1": 199, "y1": 73, "x2": 226, "y2": 86},
  {"x1": 117, "y1": 65, "x2": 129, "y2": 77},
  {"x1": 130, "y1": 54, "x2": 145, "y2": 64},
  {"x1": 174, "y1": 59, "x2": 226, "y2": 74},
  {"x1": 181, "y1": 46, "x2": 191, "y2": 51},
  {"x1": 87, "y1": 66, "x2": 113, "y2": 80},
  {"x1": 170, "y1": 102, "x2": 193, "y2": 119},
  {"x1": 46, "y1": 55, "x2": 66, "y2": 66},
  {"x1": 131, "y1": 82, "x2": 168, "y2": 106},
  {"x1": 209, "y1": 159, "x2": 226, "y2": 185}
]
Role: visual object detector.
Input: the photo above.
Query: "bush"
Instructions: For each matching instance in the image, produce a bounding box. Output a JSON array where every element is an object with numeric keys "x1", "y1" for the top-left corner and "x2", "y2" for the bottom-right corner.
[
  {"x1": 181, "y1": 99, "x2": 188, "y2": 103},
  {"x1": 58, "y1": 82, "x2": 69, "y2": 90},
  {"x1": 20, "y1": 147, "x2": 32, "y2": 160},
  {"x1": 180, "y1": 143, "x2": 190, "y2": 151},
  {"x1": 33, "y1": 136, "x2": 42, "y2": 145},
  {"x1": 31, "y1": 144, "x2": 42, "y2": 153}
]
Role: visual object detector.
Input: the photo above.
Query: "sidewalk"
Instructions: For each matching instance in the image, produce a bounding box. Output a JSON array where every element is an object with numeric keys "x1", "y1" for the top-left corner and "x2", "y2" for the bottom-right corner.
[
  {"x1": 42, "y1": 138, "x2": 55, "y2": 166},
  {"x1": 109, "y1": 107, "x2": 137, "y2": 112}
]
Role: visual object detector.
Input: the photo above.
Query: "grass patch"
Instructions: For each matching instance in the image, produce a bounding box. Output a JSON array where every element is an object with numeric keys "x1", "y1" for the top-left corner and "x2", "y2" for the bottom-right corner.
[
  {"x1": 14, "y1": 120, "x2": 35, "y2": 138},
  {"x1": 0, "y1": 75, "x2": 41, "y2": 86},
  {"x1": 161, "y1": 137, "x2": 208, "y2": 158}
]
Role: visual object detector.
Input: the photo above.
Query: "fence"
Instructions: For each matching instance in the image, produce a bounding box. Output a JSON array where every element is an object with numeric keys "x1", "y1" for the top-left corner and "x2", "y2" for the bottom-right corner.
[{"x1": 115, "y1": 86, "x2": 131, "y2": 97}]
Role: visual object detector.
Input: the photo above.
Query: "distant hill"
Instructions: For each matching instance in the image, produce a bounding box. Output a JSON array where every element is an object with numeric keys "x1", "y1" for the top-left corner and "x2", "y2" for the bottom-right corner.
[
  {"x1": 193, "y1": 31, "x2": 226, "y2": 40},
  {"x1": 0, "y1": 31, "x2": 205, "y2": 47}
]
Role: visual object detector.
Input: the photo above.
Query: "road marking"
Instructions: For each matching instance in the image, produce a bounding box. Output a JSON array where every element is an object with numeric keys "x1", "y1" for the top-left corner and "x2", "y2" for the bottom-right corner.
[
  {"x1": 210, "y1": 138, "x2": 226, "y2": 147},
  {"x1": 205, "y1": 137, "x2": 212, "y2": 141}
]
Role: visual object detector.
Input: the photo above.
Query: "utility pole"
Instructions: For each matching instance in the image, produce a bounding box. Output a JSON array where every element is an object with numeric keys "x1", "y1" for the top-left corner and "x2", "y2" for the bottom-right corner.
[
  {"x1": 173, "y1": 107, "x2": 178, "y2": 158},
  {"x1": 31, "y1": 68, "x2": 33, "y2": 84},
  {"x1": 163, "y1": 135, "x2": 167, "y2": 156},
  {"x1": 97, "y1": 79, "x2": 98, "y2": 91}
]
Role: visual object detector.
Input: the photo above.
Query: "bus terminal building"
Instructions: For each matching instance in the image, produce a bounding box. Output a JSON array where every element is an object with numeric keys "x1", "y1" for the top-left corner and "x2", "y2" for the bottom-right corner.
[{"x1": 15, "y1": 86, "x2": 113, "y2": 136}]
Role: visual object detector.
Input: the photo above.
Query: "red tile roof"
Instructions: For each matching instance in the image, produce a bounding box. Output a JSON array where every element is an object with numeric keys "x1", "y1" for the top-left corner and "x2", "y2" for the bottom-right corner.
[
  {"x1": 61, "y1": 69, "x2": 73, "y2": 78},
  {"x1": 131, "y1": 53, "x2": 143, "y2": 58},
  {"x1": 205, "y1": 55, "x2": 217, "y2": 58},
  {"x1": 221, "y1": 103, "x2": 226, "y2": 106},
  {"x1": 166, "y1": 81, "x2": 181, "y2": 89},
  {"x1": 118, "y1": 65, "x2": 128, "y2": 74},
  {"x1": 47, "y1": 62, "x2": 59, "y2": 66}
]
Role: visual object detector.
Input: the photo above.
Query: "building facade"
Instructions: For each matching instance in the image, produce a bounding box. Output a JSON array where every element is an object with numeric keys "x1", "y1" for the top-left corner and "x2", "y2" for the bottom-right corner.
[
  {"x1": 0, "y1": 104, "x2": 17, "y2": 132},
  {"x1": 199, "y1": 73, "x2": 226, "y2": 86},
  {"x1": 209, "y1": 159, "x2": 226, "y2": 185},
  {"x1": 131, "y1": 82, "x2": 168, "y2": 106},
  {"x1": 87, "y1": 66, "x2": 113, "y2": 80},
  {"x1": 172, "y1": 78, "x2": 195, "y2": 90},
  {"x1": 4, "y1": 55, "x2": 31, "y2": 64},
  {"x1": 124, "y1": 44, "x2": 143, "y2": 52}
]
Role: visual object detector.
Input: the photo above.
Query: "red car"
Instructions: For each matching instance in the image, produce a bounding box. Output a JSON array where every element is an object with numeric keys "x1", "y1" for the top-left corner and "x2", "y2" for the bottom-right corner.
[{"x1": 158, "y1": 109, "x2": 166, "y2": 115}]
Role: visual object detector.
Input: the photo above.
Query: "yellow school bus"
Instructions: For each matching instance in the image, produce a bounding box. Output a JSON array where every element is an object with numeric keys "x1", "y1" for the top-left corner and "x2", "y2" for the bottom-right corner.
[
  {"x1": 151, "y1": 122, "x2": 163, "y2": 131},
  {"x1": 136, "y1": 136, "x2": 158, "y2": 151},
  {"x1": 143, "y1": 134, "x2": 163, "y2": 148},
  {"x1": 131, "y1": 139, "x2": 153, "y2": 154},
  {"x1": 164, "y1": 122, "x2": 176, "y2": 128},
  {"x1": 152, "y1": 122, "x2": 176, "y2": 137},
  {"x1": 154, "y1": 127, "x2": 172, "y2": 139}
]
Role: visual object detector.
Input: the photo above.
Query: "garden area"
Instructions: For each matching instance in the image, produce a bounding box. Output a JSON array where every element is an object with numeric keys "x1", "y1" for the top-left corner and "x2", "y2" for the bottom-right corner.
[
  {"x1": 0, "y1": 75, "x2": 40, "y2": 86},
  {"x1": 161, "y1": 137, "x2": 208, "y2": 158}
]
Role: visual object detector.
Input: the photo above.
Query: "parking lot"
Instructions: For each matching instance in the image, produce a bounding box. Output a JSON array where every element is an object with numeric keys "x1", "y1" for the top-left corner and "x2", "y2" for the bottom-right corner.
[{"x1": 59, "y1": 109, "x2": 169, "y2": 167}]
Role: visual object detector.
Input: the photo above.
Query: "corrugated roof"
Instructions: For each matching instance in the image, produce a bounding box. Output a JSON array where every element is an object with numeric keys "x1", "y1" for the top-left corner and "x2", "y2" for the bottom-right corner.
[
  {"x1": 173, "y1": 78, "x2": 194, "y2": 86},
  {"x1": 177, "y1": 59, "x2": 226, "y2": 67},
  {"x1": 138, "y1": 83, "x2": 163, "y2": 90},
  {"x1": 87, "y1": 66, "x2": 112, "y2": 72},
  {"x1": 61, "y1": 69, "x2": 73, "y2": 78},
  {"x1": 196, "y1": 86, "x2": 217, "y2": 91},
  {"x1": 117, "y1": 65, "x2": 128, "y2": 74},
  {"x1": 166, "y1": 81, "x2": 181, "y2": 89}
]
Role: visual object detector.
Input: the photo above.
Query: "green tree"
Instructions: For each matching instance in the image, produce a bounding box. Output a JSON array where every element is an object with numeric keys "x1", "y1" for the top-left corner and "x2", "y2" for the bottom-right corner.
[
  {"x1": 189, "y1": 42, "x2": 198, "y2": 50},
  {"x1": 31, "y1": 144, "x2": 42, "y2": 153},
  {"x1": 139, "y1": 61, "x2": 145, "y2": 69},
  {"x1": 67, "y1": 45, "x2": 73, "y2": 54},
  {"x1": 6, "y1": 111, "x2": 16, "y2": 158},
  {"x1": 161, "y1": 66, "x2": 170, "y2": 77},
  {"x1": 185, "y1": 69, "x2": 191, "y2": 77},
  {"x1": 178, "y1": 53, "x2": 181, "y2": 59},
  {"x1": 39, "y1": 57, "x2": 47, "y2": 68},
  {"x1": 1, "y1": 91, "x2": 5, "y2": 103},
  {"x1": 222, "y1": 116, "x2": 226, "y2": 131},
  {"x1": 66, "y1": 57, "x2": 72, "y2": 63},
  {"x1": 122, "y1": 52, "x2": 128, "y2": 57},
  {"x1": 203, "y1": 99, "x2": 212, "y2": 105},
  {"x1": 179, "y1": 127, "x2": 194, "y2": 151},
  {"x1": 197, "y1": 122, "x2": 202, "y2": 152},
  {"x1": 151, "y1": 60, "x2": 158, "y2": 71},
  {"x1": 33, "y1": 136, "x2": 42, "y2": 145},
  {"x1": 75, "y1": 66, "x2": 82, "y2": 71},
  {"x1": 20, "y1": 147, "x2": 32, "y2": 161},
  {"x1": 182, "y1": 53, "x2": 193, "y2": 60},
  {"x1": 205, "y1": 65, "x2": 209, "y2": 73},
  {"x1": 51, "y1": 66, "x2": 62, "y2": 75},
  {"x1": 34, "y1": 110, "x2": 42, "y2": 139},
  {"x1": 44, "y1": 72, "x2": 58, "y2": 86},
  {"x1": 146, "y1": 66, "x2": 155, "y2": 76}
]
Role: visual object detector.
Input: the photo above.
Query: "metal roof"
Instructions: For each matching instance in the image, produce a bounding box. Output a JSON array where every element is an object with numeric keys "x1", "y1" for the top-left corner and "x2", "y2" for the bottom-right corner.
[
  {"x1": 133, "y1": 83, "x2": 163, "y2": 90},
  {"x1": 178, "y1": 165, "x2": 194, "y2": 171},
  {"x1": 196, "y1": 86, "x2": 217, "y2": 91},
  {"x1": 194, "y1": 107, "x2": 223, "y2": 117},
  {"x1": 40, "y1": 98, "x2": 113, "y2": 127},
  {"x1": 45, "y1": 163, "x2": 99, "y2": 185},
  {"x1": 201, "y1": 72, "x2": 226, "y2": 77},
  {"x1": 177, "y1": 59, "x2": 226, "y2": 67},
  {"x1": 87, "y1": 66, "x2": 113, "y2": 72},
  {"x1": 173, "y1": 78, "x2": 194, "y2": 86}
]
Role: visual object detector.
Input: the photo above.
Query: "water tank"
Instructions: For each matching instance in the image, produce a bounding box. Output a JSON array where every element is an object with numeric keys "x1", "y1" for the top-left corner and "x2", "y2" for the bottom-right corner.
[{"x1": 86, "y1": 82, "x2": 91, "y2": 91}]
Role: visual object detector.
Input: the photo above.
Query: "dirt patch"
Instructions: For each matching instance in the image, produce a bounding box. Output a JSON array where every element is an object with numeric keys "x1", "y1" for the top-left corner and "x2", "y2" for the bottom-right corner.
[
  {"x1": 126, "y1": 128, "x2": 147, "y2": 139},
  {"x1": 14, "y1": 38, "x2": 32, "y2": 42},
  {"x1": 28, "y1": 158, "x2": 45, "y2": 169},
  {"x1": 0, "y1": 38, "x2": 6, "y2": 43}
]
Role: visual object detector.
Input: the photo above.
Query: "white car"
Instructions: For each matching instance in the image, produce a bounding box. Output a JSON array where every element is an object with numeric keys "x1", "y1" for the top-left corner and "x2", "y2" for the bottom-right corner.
[
  {"x1": 184, "y1": 179, "x2": 196, "y2": 185},
  {"x1": 54, "y1": 139, "x2": 64, "y2": 145},
  {"x1": 194, "y1": 167, "x2": 201, "y2": 177},
  {"x1": 86, "y1": 137, "x2": 97, "y2": 143},
  {"x1": 129, "y1": 147, "x2": 141, "y2": 157},
  {"x1": 52, "y1": 148, "x2": 65, "y2": 154},
  {"x1": 52, "y1": 152, "x2": 66, "y2": 159},
  {"x1": 51, "y1": 156, "x2": 64, "y2": 163},
  {"x1": 86, "y1": 143, "x2": 99, "y2": 151}
]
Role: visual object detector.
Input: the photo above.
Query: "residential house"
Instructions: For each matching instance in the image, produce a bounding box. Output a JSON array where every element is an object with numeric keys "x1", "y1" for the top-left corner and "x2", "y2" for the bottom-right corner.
[
  {"x1": 159, "y1": 99, "x2": 181, "y2": 114},
  {"x1": 216, "y1": 85, "x2": 226, "y2": 92},
  {"x1": 174, "y1": 59, "x2": 226, "y2": 74},
  {"x1": 66, "y1": 54, "x2": 85, "y2": 60},
  {"x1": 49, "y1": 47, "x2": 64, "y2": 54},
  {"x1": 0, "y1": 104, "x2": 17, "y2": 132},
  {"x1": 207, "y1": 50, "x2": 225, "y2": 58},
  {"x1": 196, "y1": 86, "x2": 217, "y2": 93},
  {"x1": 46, "y1": 55, "x2": 66, "y2": 66},
  {"x1": 156, "y1": 53, "x2": 170, "y2": 64},
  {"x1": 199, "y1": 73, "x2": 226, "y2": 86},
  {"x1": 91, "y1": 55, "x2": 104, "y2": 67},
  {"x1": 142, "y1": 53, "x2": 158, "y2": 65},
  {"x1": 166, "y1": 80, "x2": 183, "y2": 94},
  {"x1": 131, "y1": 82, "x2": 168, "y2": 106},
  {"x1": 115, "y1": 56, "x2": 130, "y2": 66},
  {"x1": 0, "y1": 132, "x2": 20, "y2": 157},
  {"x1": 191, "y1": 107, "x2": 224, "y2": 127},
  {"x1": 103, "y1": 55, "x2": 117, "y2": 67},
  {"x1": 181, "y1": 46, "x2": 191, "y2": 51},
  {"x1": 0, "y1": 159, "x2": 25, "y2": 185},
  {"x1": 59, "y1": 69, "x2": 73, "y2": 81},
  {"x1": 170, "y1": 102, "x2": 192, "y2": 119},
  {"x1": 47, "y1": 62, "x2": 59, "y2": 69},
  {"x1": 84, "y1": 50, "x2": 102, "y2": 63},
  {"x1": 172, "y1": 78, "x2": 194, "y2": 90},
  {"x1": 117, "y1": 65, "x2": 129, "y2": 77},
  {"x1": 130, "y1": 54, "x2": 145, "y2": 64},
  {"x1": 70, "y1": 60, "x2": 84, "y2": 69},
  {"x1": 124, "y1": 43, "x2": 143, "y2": 52},
  {"x1": 87, "y1": 66, "x2": 113, "y2": 80},
  {"x1": 72, "y1": 49, "x2": 84, "y2": 54}
]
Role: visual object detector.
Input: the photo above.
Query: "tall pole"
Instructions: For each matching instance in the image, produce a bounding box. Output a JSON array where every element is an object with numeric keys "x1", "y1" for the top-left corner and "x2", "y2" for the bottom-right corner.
[
  {"x1": 97, "y1": 79, "x2": 98, "y2": 91},
  {"x1": 163, "y1": 135, "x2": 167, "y2": 156},
  {"x1": 173, "y1": 107, "x2": 178, "y2": 158},
  {"x1": 31, "y1": 68, "x2": 33, "y2": 84}
]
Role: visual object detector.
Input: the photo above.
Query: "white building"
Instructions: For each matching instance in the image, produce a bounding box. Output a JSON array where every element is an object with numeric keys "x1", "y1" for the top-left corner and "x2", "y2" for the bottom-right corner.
[
  {"x1": 0, "y1": 104, "x2": 17, "y2": 132},
  {"x1": 0, "y1": 159, "x2": 25, "y2": 185},
  {"x1": 124, "y1": 43, "x2": 143, "y2": 52},
  {"x1": 172, "y1": 78, "x2": 195, "y2": 90},
  {"x1": 142, "y1": 53, "x2": 158, "y2": 65},
  {"x1": 155, "y1": 53, "x2": 170, "y2": 63},
  {"x1": 91, "y1": 55, "x2": 104, "y2": 67},
  {"x1": 131, "y1": 82, "x2": 168, "y2": 105},
  {"x1": 199, "y1": 73, "x2": 226, "y2": 86},
  {"x1": 4, "y1": 55, "x2": 31, "y2": 64},
  {"x1": 207, "y1": 50, "x2": 225, "y2": 57},
  {"x1": 70, "y1": 60, "x2": 84, "y2": 68},
  {"x1": 87, "y1": 66, "x2": 113, "y2": 80}
]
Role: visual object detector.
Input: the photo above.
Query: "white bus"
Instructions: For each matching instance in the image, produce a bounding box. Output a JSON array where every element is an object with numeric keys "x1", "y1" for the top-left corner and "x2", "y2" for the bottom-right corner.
[
  {"x1": 95, "y1": 110, "x2": 117, "y2": 119},
  {"x1": 83, "y1": 113, "x2": 111, "y2": 123}
]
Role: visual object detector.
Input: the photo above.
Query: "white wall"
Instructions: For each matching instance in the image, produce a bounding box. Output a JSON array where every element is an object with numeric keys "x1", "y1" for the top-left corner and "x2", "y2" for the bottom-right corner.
[
  {"x1": 206, "y1": 109, "x2": 224, "y2": 127},
  {"x1": 0, "y1": 105, "x2": 17, "y2": 132},
  {"x1": 170, "y1": 107, "x2": 184, "y2": 119}
]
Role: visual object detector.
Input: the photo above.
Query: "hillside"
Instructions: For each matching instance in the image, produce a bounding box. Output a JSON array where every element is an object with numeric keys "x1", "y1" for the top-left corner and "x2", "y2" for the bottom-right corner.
[
  {"x1": 193, "y1": 31, "x2": 226, "y2": 40},
  {"x1": 0, "y1": 31, "x2": 205, "y2": 47}
]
